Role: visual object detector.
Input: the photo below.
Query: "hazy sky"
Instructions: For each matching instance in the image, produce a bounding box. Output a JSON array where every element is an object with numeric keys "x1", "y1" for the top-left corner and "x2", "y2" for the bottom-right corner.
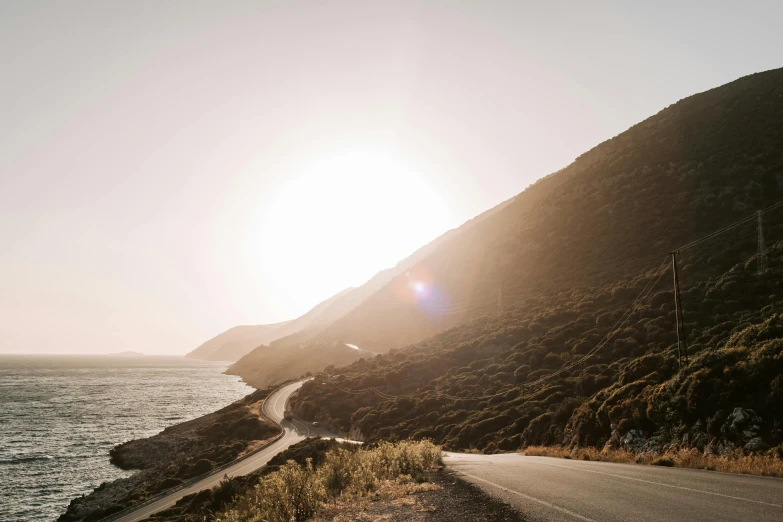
[{"x1": 2, "y1": 1, "x2": 782, "y2": 355}]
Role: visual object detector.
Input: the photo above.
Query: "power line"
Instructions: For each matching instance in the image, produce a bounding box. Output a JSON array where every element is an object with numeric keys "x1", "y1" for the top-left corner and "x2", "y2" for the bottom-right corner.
[
  {"x1": 675, "y1": 200, "x2": 783, "y2": 253},
  {"x1": 322, "y1": 257, "x2": 671, "y2": 404},
  {"x1": 758, "y1": 210, "x2": 768, "y2": 275},
  {"x1": 669, "y1": 251, "x2": 689, "y2": 368},
  {"x1": 518, "y1": 258, "x2": 670, "y2": 390},
  {"x1": 325, "y1": 199, "x2": 783, "y2": 405}
]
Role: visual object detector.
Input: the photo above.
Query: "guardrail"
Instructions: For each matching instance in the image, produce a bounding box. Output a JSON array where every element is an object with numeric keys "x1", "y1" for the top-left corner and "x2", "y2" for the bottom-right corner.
[{"x1": 97, "y1": 383, "x2": 292, "y2": 522}]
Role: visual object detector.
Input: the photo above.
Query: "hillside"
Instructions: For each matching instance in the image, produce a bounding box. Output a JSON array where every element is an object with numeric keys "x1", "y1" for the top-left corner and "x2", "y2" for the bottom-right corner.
[
  {"x1": 187, "y1": 288, "x2": 355, "y2": 362},
  {"x1": 225, "y1": 197, "x2": 516, "y2": 382},
  {"x1": 225, "y1": 342, "x2": 375, "y2": 389},
  {"x1": 187, "y1": 323, "x2": 289, "y2": 361},
  {"x1": 189, "y1": 199, "x2": 513, "y2": 364},
  {"x1": 290, "y1": 68, "x2": 783, "y2": 456}
]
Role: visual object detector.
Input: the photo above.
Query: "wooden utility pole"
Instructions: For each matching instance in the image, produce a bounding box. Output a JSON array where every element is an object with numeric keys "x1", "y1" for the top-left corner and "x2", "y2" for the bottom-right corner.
[
  {"x1": 669, "y1": 251, "x2": 689, "y2": 368},
  {"x1": 758, "y1": 210, "x2": 768, "y2": 275}
]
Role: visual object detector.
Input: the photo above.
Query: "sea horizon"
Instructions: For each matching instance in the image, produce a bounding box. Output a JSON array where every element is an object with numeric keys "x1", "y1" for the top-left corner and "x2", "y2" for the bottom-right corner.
[{"x1": 0, "y1": 353, "x2": 254, "y2": 521}]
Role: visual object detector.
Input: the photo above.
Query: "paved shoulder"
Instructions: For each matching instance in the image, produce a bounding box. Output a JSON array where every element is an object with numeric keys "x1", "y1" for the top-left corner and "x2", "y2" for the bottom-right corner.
[{"x1": 444, "y1": 453, "x2": 783, "y2": 522}]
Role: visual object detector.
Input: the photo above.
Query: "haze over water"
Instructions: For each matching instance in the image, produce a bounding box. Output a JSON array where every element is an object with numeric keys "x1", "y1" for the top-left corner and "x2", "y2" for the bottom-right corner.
[{"x1": 0, "y1": 355, "x2": 253, "y2": 522}]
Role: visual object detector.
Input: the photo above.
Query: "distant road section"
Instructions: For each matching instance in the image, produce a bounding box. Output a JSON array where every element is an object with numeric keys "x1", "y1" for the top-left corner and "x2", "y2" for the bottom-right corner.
[
  {"x1": 113, "y1": 381, "x2": 331, "y2": 522},
  {"x1": 444, "y1": 452, "x2": 783, "y2": 522}
]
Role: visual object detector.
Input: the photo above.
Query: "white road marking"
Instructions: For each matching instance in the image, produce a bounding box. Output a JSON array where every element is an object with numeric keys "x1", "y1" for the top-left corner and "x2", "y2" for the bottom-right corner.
[
  {"x1": 527, "y1": 459, "x2": 783, "y2": 508},
  {"x1": 457, "y1": 470, "x2": 596, "y2": 521}
]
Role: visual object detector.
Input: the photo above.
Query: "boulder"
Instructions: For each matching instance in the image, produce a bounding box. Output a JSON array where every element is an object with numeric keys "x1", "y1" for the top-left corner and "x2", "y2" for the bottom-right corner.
[
  {"x1": 744, "y1": 437, "x2": 768, "y2": 452},
  {"x1": 721, "y1": 407, "x2": 762, "y2": 440},
  {"x1": 620, "y1": 429, "x2": 648, "y2": 452}
]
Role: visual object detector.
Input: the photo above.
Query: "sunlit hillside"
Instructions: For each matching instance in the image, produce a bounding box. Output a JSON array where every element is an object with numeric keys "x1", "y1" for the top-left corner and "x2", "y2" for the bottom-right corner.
[
  {"x1": 224, "y1": 198, "x2": 515, "y2": 385},
  {"x1": 290, "y1": 68, "x2": 783, "y2": 454}
]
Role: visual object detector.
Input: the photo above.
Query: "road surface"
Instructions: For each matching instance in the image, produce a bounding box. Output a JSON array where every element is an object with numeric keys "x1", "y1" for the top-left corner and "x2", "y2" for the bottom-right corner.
[
  {"x1": 444, "y1": 453, "x2": 783, "y2": 522},
  {"x1": 112, "y1": 380, "x2": 332, "y2": 522}
]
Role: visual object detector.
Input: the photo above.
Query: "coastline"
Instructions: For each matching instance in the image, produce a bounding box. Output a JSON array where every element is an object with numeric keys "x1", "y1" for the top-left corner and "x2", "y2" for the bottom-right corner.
[{"x1": 58, "y1": 386, "x2": 277, "y2": 522}]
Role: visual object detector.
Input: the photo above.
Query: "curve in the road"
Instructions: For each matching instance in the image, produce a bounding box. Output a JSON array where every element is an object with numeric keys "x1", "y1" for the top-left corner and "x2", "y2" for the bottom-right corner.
[{"x1": 109, "y1": 380, "x2": 330, "y2": 522}]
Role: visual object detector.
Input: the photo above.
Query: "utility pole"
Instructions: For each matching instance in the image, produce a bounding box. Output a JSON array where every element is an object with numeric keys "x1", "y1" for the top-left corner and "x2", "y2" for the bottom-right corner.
[
  {"x1": 669, "y1": 251, "x2": 689, "y2": 368},
  {"x1": 497, "y1": 286, "x2": 503, "y2": 315},
  {"x1": 579, "y1": 359, "x2": 584, "y2": 399},
  {"x1": 758, "y1": 210, "x2": 768, "y2": 275}
]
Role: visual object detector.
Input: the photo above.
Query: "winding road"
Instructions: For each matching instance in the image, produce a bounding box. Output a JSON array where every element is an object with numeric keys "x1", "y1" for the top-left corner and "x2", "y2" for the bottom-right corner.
[
  {"x1": 111, "y1": 380, "x2": 332, "y2": 522},
  {"x1": 106, "y1": 384, "x2": 783, "y2": 522},
  {"x1": 444, "y1": 452, "x2": 783, "y2": 522}
]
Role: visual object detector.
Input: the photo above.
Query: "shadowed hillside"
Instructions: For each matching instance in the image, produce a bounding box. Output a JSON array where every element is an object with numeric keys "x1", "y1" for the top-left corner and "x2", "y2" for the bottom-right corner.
[{"x1": 289, "y1": 68, "x2": 783, "y2": 456}]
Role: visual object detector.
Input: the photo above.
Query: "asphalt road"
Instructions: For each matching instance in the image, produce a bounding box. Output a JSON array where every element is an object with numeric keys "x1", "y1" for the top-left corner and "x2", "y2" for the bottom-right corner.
[
  {"x1": 444, "y1": 452, "x2": 783, "y2": 522},
  {"x1": 112, "y1": 380, "x2": 332, "y2": 522}
]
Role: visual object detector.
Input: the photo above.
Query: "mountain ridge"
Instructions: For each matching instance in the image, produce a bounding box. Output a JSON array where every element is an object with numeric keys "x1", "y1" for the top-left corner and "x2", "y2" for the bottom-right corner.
[{"x1": 287, "y1": 67, "x2": 783, "y2": 456}]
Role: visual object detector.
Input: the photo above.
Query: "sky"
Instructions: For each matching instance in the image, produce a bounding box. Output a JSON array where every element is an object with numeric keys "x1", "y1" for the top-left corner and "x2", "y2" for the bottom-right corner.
[{"x1": 1, "y1": 1, "x2": 782, "y2": 355}]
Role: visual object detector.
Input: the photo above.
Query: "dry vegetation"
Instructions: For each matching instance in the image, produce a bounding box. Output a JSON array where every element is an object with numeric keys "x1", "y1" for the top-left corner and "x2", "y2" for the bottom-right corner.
[
  {"x1": 287, "y1": 69, "x2": 783, "y2": 477},
  {"x1": 212, "y1": 440, "x2": 443, "y2": 522},
  {"x1": 523, "y1": 446, "x2": 783, "y2": 477}
]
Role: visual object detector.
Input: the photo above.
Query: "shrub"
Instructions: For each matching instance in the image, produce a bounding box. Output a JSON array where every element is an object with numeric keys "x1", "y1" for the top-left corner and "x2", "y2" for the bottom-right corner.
[
  {"x1": 214, "y1": 440, "x2": 442, "y2": 521},
  {"x1": 260, "y1": 459, "x2": 323, "y2": 521}
]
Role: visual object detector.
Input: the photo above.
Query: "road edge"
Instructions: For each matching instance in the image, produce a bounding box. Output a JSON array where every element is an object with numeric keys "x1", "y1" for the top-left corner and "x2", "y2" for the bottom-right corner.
[{"x1": 97, "y1": 382, "x2": 294, "y2": 522}]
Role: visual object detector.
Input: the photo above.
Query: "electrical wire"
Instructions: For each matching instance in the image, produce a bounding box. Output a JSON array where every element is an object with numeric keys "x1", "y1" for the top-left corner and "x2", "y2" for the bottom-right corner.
[
  {"x1": 322, "y1": 256, "x2": 671, "y2": 404},
  {"x1": 321, "y1": 200, "x2": 783, "y2": 404},
  {"x1": 675, "y1": 200, "x2": 783, "y2": 252}
]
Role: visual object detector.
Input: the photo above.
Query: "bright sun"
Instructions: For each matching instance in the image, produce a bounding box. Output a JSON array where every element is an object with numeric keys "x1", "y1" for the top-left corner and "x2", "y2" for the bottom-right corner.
[{"x1": 258, "y1": 145, "x2": 453, "y2": 315}]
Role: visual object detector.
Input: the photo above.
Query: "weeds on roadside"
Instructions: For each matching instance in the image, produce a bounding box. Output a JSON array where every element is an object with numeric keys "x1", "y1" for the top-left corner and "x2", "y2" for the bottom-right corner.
[
  {"x1": 214, "y1": 440, "x2": 442, "y2": 522},
  {"x1": 522, "y1": 446, "x2": 783, "y2": 477}
]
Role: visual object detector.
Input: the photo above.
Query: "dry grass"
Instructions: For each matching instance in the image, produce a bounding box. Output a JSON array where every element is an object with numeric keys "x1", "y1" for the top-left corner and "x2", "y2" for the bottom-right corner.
[
  {"x1": 522, "y1": 446, "x2": 783, "y2": 477},
  {"x1": 313, "y1": 479, "x2": 441, "y2": 522},
  {"x1": 214, "y1": 440, "x2": 443, "y2": 522}
]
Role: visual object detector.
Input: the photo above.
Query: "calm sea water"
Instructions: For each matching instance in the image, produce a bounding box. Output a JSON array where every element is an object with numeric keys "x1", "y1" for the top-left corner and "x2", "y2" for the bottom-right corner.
[{"x1": 0, "y1": 355, "x2": 253, "y2": 522}]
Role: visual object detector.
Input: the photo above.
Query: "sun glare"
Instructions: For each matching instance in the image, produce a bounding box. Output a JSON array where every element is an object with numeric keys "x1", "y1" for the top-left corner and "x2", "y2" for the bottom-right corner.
[{"x1": 258, "y1": 145, "x2": 453, "y2": 314}]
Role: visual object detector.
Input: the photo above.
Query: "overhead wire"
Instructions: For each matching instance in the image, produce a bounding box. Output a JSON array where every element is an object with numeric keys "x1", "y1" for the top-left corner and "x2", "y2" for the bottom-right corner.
[
  {"x1": 324, "y1": 256, "x2": 671, "y2": 404},
  {"x1": 322, "y1": 200, "x2": 783, "y2": 404},
  {"x1": 675, "y1": 200, "x2": 783, "y2": 252}
]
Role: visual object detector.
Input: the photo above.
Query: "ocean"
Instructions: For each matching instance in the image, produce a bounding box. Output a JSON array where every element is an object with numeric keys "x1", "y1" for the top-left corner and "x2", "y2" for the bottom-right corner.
[{"x1": 0, "y1": 355, "x2": 254, "y2": 522}]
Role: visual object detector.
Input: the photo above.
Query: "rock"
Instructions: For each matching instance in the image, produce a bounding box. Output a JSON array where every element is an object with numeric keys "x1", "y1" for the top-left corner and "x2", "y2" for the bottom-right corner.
[
  {"x1": 690, "y1": 430, "x2": 709, "y2": 451},
  {"x1": 744, "y1": 437, "x2": 768, "y2": 452},
  {"x1": 717, "y1": 440, "x2": 736, "y2": 455},
  {"x1": 721, "y1": 407, "x2": 762, "y2": 440},
  {"x1": 620, "y1": 429, "x2": 648, "y2": 452}
]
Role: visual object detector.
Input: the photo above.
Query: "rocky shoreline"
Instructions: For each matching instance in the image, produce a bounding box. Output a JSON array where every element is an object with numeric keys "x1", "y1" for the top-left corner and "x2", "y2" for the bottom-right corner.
[{"x1": 59, "y1": 388, "x2": 278, "y2": 522}]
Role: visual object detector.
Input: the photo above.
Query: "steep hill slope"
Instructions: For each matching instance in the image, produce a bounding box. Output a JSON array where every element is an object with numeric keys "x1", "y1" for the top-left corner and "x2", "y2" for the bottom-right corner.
[
  {"x1": 225, "y1": 342, "x2": 376, "y2": 389},
  {"x1": 226, "y1": 197, "x2": 516, "y2": 381},
  {"x1": 186, "y1": 323, "x2": 289, "y2": 361},
  {"x1": 187, "y1": 288, "x2": 354, "y2": 362},
  {"x1": 291, "y1": 68, "x2": 783, "y2": 455},
  {"x1": 190, "y1": 198, "x2": 515, "y2": 364}
]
